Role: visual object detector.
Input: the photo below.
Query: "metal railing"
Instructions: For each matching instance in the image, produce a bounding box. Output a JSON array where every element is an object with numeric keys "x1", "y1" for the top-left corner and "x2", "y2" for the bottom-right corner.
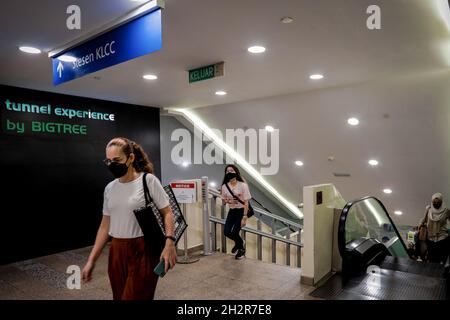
[{"x1": 206, "y1": 188, "x2": 303, "y2": 267}]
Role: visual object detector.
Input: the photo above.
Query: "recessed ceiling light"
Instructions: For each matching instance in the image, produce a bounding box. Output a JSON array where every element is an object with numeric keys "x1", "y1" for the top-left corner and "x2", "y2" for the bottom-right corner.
[
  {"x1": 265, "y1": 125, "x2": 275, "y2": 132},
  {"x1": 182, "y1": 161, "x2": 190, "y2": 167},
  {"x1": 215, "y1": 91, "x2": 227, "y2": 96},
  {"x1": 19, "y1": 46, "x2": 41, "y2": 54},
  {"x1": 347, "y1": 118, "x2": 360, "y2": 126},
  {"x1": 58, "y1": 55, "x2": 76, "y2": 62},
  {"x1": 383, "y1": 188, "x2": 393, "y2": 194},
  {"x1": 394, "y1": 210, "x2": 402, "y2": 215},
  {"x1": 280, "y1": 16, "x2": 294, "y2": 24},
  {"x1": 143, "y1": 74, "x2": 158, "y2": 80},
  {"x1": 295, "y1": 160, "x2": 304, "y2": 167},
  {"x1": 248, "y1": 46, "x2": 266, "y2": 54},
  {"x1": 209, "y1": 182, "x2": 217, "y2": 187},
  {"x1": 309, "y1": 74, "x2": 324, "y2": 80},
  {"x1": 368, "y1": 159, "x2": 379, "y2": 166}
]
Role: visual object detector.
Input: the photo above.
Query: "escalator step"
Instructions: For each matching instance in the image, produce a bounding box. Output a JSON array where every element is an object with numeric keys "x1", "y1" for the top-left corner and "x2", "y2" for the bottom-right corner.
[
  {"x1": 310, "y1": 269, "x2": 448, "y2": 300},
  {"x1": 380, "y1": 256, "x2": 446, "y2": 278}
]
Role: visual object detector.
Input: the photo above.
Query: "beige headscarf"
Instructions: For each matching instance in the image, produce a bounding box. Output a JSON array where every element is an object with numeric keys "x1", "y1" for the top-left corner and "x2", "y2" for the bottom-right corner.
[{"x1": 429, "y1": 193, "x2": 447, "y2": 222}]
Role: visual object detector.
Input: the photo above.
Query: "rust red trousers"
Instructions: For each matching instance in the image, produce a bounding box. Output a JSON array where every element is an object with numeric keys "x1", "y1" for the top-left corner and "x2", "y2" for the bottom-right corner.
[{"x1": 108, "y1": 237, "x2": 160, "y2": 300}]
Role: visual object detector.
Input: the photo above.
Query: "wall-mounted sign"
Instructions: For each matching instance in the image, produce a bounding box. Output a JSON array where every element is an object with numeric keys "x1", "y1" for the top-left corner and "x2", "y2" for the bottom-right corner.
[
  {"x1": 170, "y1": 181, "x2": 197, "y2": 204},
  {"x1": 51, "y1": 7, "x2": 163, "y2": 85},
  {"x1": 2, "y1": 96, "x2": 115, "y2": 137},
  {"x1": 0, "y1": 84, "x2": 162, "y2": 265},
  {"x1": 189, "y1": 62, "x2": 224, "y2": 83}
]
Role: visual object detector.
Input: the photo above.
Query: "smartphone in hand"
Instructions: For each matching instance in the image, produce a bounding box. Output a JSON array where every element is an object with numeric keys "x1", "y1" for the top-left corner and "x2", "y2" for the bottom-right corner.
[{"x1": 153, "y1": 260, "x2": 166, "y2": 278}]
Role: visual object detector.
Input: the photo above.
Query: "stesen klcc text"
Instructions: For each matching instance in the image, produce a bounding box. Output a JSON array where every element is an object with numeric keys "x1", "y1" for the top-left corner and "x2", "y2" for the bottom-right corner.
[{"x1": 72, "y1": 41, "x2": 116, "y2": 69}]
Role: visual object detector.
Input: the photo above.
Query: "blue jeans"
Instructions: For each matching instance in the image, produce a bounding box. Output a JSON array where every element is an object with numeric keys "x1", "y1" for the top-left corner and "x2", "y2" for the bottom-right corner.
[{"x1": 224, "y1": 208, "x2": 244, "y2": 250}]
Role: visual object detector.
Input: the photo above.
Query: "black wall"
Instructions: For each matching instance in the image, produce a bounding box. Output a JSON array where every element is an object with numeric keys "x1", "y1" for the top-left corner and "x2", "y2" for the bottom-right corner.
[{"x1": 0, "y1": 85, "x2": 161, "y2": 264}]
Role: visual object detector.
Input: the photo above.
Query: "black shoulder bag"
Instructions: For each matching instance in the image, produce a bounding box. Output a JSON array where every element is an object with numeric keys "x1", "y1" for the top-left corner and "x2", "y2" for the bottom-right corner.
[
  {"x1": 133, "y1": 173, "x2": 187, "y2": 254},
  {"x1": 225, "y1": 183, "x2": 254, "y2": 218}
]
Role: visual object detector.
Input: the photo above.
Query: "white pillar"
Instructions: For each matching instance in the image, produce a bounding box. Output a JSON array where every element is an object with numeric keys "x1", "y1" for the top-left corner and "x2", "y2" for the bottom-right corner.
[{"x1": 301, "y1": 184, "x2": 345, "y2": 286}]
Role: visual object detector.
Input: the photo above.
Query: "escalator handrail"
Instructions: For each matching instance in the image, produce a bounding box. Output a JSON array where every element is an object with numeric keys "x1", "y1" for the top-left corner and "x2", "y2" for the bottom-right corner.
[{"x1": 337, "y1": 196, "x2": 412, "y2": 259}]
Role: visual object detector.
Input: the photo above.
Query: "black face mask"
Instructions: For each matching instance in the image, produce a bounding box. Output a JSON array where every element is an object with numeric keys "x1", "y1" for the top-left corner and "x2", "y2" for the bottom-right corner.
[
  {"x1": 433, "y1": 202, "x2": 442, "y2": 209},
  {"x1": 107, "y1": 159, "x2": 129, "y2": 178},
  {"x1": 225, "y1": 172, "x2": 237, "y2": 182}
]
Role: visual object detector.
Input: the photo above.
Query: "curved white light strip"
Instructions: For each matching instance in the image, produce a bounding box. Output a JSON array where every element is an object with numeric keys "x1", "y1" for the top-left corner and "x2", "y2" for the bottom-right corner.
[
  {"x1": 169, "y1": 108, "x2": 303, "y2": 218},
  {"x1": 431, "y1": 0, "x2": 450, "y2": 66},
  {"x1": 363, "y1": 200, "x2": 384, "y2": 226},
  {"x1": 434, "y1": 0, "x2": 450, "y2": 31}
]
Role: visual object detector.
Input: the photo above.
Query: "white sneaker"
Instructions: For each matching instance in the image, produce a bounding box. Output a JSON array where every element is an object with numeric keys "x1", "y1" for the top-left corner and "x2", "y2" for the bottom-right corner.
[{"x1": 235, "y1": 248, "x2": 246, "y2": 260}]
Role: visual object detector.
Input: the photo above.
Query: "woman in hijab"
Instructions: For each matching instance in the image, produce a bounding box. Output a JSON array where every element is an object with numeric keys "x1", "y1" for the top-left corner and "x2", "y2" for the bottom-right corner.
[{"x1": 419, "y1": 193, "x2": 450, "y2": 264}]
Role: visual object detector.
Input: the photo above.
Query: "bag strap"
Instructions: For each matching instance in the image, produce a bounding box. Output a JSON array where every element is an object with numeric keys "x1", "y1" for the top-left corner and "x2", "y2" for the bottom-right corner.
[
  {"x1": 251, "y1": 197, "x2": 269, "y2": 213},
  {"x1": 225, "y1": 183, "x2": 267, "y2": 212},
  {"x1": 225, "y1": 183, "x2": 245, "y2": 205},
  {"x1": 422, "y1": 207, "x2": 430, "y2": 226},
  {"x1": 142, "y1": 173, "x2": 154, "y2": 206}
]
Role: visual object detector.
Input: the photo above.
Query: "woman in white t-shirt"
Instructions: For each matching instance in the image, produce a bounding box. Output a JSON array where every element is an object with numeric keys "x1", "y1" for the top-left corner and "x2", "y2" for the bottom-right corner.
[
  {"x1": 221, "y1": 165, "x2": 252, "y2": 260},
  {"x1": 81, "y1": 137, "x2": 177, "y2": 300}
]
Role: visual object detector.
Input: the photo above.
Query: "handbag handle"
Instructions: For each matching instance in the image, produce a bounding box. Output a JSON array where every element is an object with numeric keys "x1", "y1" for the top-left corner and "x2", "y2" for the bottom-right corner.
[{"x1": 142, "y1": 173, "x2": 154, "y2": 206}]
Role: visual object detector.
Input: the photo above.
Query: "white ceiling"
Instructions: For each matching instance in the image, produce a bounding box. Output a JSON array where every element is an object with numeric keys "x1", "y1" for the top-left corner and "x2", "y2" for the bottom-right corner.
[
  {"x1": 1, "y1": 0, "x2": 449, "y2": 107},
  {"x1": 191, "y1": 70, "x2": 450, "y2": 226},
  {"x1": 1, "y1": 0, "x2": 450, "y2": 225}
]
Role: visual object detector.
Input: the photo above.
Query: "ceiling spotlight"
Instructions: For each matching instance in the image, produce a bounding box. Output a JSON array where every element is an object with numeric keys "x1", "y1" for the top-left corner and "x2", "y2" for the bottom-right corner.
[
  {"x1": 143, "y1": 74, "x2": 158, "y2": 80},
  {"x1": 383, "y1": 188, "x2": 392, "y2": 194},
  {"x1": 182, "y1": 161, "x2": 190, "y2": 167},
  {"x1": 295, "y1": 160, "x2": 304, "y2": 167},
  {"x1": 265, "y1": 125, "x2": 275, "y2": 132},
  {"x1": 394, "y1": 211, "x2": 403, "y2": 215},
  {"x1": 215, "y1": 91, "x2": 227, "y2": 96},
  {"x1": 58, "y1": 55, "x2": 77, "y2": 62},
  {"x1": 19, "y1": 46, "x2": 41, "y2": 54},
  {"x1": 347, "y1": 118, "x2": 359, "y2": 126},
  {"x1": 368, "y1": 159, "x2": 379, "y2": 166},
  {"x1": 309, "y1": 74, "x2": 324, "y2": 80},
  {"x1": 248, "y1": 46, "x2": 266, "y2": 54},
  {"x1": 209, "y1": 182, "x2": 217, "y2": 188}
]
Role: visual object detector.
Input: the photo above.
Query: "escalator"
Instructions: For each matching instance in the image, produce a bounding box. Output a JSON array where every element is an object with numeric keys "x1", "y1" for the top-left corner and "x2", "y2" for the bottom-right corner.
[{"x1": 311, "y1": 197, "x2": 449, "y2": 300}]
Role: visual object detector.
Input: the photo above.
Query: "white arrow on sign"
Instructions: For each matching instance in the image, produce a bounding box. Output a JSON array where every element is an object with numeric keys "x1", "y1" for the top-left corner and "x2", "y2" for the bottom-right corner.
[{"x1": 57, "y1": 61, "x2": 64, "y2": 78}]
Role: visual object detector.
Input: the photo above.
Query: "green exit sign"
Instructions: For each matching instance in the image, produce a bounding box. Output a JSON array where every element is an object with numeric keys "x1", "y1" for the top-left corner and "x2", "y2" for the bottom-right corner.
[{"x1": 189, "y1": 62, "x2": 224, "y2": 83}]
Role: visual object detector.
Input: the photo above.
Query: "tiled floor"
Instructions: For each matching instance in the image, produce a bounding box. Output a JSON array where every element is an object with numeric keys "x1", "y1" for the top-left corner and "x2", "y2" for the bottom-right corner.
[{"x1": 0, "y1": 245, "x2": 315, "y2": 300}]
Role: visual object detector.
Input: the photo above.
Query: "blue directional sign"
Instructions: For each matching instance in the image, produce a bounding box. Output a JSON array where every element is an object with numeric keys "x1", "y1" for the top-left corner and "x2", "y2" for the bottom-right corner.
[{"x1": 52, "y1": 8, "x2": 162, "y2": 85}]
